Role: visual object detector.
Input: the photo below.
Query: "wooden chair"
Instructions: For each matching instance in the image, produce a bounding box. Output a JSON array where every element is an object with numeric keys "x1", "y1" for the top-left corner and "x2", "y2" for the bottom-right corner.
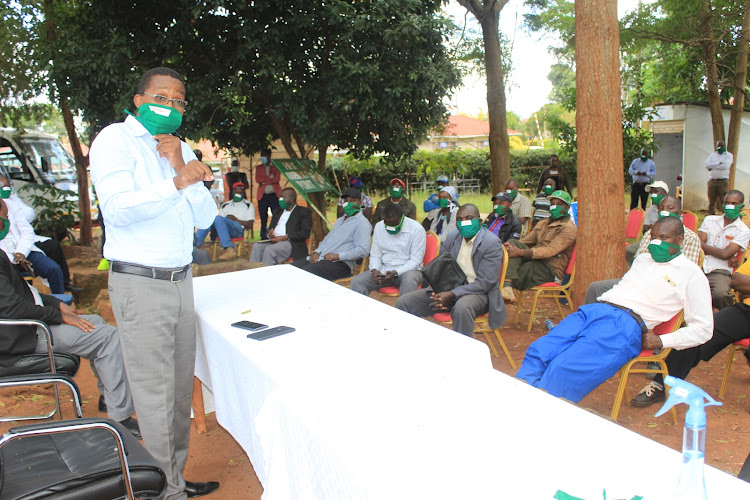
[
  {"x1": 514, "y1": 245, "x2": 577, "y2": 332},
  {"x1": 625, "y1": 208, "x2": 645, "y2": 239},
  {"x1": 681, "y1": 210, "x2": 698, "y2": 232},
  {"x1": 432, "y1": 246, "x2": 516, "y2": 368},
  {"x1": 378, "y1": 231, "x2": 440, "y2": 298},
  {"x1": 719, "y1": 338, "x2": 750, "y2": 398},
  {"x1": 212, "y1": 230, "x2": 251, "y2": 260},
  {"x1": 334, "y1": 256, "x2": 369, "y2": 288},
  {"x1": 610, "y1": 311, "x2": 684, "y2": 423}
]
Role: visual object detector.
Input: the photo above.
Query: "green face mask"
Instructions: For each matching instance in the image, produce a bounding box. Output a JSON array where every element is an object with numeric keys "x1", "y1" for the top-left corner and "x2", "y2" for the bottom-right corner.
[
  {"x1": 457, "y1": 218, "x2": 481, "y2": 239},
  {"x1": 279, "y1": 197, "x2": 288, "y2": 210},
  {"x1": 718, "y1": 146, "x2": 727, "y2": 154},
  {"x1": 506, "y1": 189, "x2": 518, "y2": 201},
  {"x1": 723, "y1": 203, "x2": 743, "y2": 220},
  {"x1": 651, "y1": 193, "x2": 665, "y2": 206},
  {"x1": 233, "y1": 194, "x2": 243, "y2": 202},
  {"x1": 549, "y1": 204, "x2": 568, "y2": 219},
  {"x1": 0, "y1": 186, "x2": 11, "y2": 199},
  {"x1": 390, "y1": 186, "x2": 403, "y2": 199},
  {"x1": 658, "y1": 210, "x2": 678, "y2": 219},
  {"x1": 0, "y1": 217, "x2": 9, "y2": 241},
  {"x1": 641, "y1": 154, "x2": 648, "y2": 161},
  {"x1": 132, "y1": 103, "x2": 183, "y2": 135},
  {"x1": 385, "y1": 215, "x2": 405, "y2": 235},
  {"x1": 438, "y1": 198, "x2": 450, "y2": 208},
  {"x1": 343, "y1": 202, "x2": 361, "y2": 216},
  {"x1": 494, "y1": 204, "x2": 511, "y2": 217},
  {"x1": 542, "y1": 185, "x2": 554, "y2": 196},
  {"x1": 648, "y1": 239, "x2": 681, "y2": 263}
]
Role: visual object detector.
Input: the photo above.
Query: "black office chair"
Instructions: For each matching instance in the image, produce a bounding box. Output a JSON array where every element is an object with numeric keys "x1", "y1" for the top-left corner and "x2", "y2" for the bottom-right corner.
[
  {"x1": 0, "y1": 375, "x2": 166, "y2": 500},
  {"x1": 0, "y1": 319, "x2": 81, "y2": 422}
]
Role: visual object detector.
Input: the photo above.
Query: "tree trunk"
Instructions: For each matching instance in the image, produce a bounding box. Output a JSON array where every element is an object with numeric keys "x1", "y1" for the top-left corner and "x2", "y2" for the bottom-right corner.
[
  {"x1": 727, "y1": 0, "x2": 750, "y2": 188},
  {"x1": 700, "y1": 0, "x2": 726, "y2": 145},
  {"x1": 311, "y1": 149, "x2": 330, "y2": 247},
  {"x1": 61, "y1": 101, "x2": 92, "y2": 245},
  {"x1": 573, "y1": 0, "x2": 625, "y2": 307}
]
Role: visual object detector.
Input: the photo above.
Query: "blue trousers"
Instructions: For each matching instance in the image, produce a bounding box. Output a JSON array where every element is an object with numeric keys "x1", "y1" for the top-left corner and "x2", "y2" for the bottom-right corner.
[
  {"x1": 24, "y1": 251, "x2": 65, "y2": 294},
  {"x1": 194, "y1": 216, "x2": 244, "y2": 248},
  {"x1": 516, "y1": 304, "x2": 643, "y2": 403},
  {"x1": 258, "y1": 193, "x2": 280, "y2": 240}
]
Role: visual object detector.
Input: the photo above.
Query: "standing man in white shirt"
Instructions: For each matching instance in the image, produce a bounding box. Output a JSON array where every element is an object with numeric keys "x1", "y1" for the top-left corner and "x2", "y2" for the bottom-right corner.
[
  {"x1": 705, "y1": 140, "x2": 733, "y2": 215},
  {"x1": 517, "y1": 217, "x2": 713, "y2": 403},
  {"x1": 89, "y1": 67, "x2": 219, "y2": 500},
  {"x1": 351, "y1": 204, "x2": 426, "y2": 297},
  {"x1": 698, "y1": 190, "x2": 750, "y2": 310}
]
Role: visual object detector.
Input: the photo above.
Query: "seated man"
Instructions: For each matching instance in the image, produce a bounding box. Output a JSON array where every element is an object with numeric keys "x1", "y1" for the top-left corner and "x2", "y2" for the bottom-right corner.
[
  {"x1": 626, "y1": 180, "x2": 669, "y2": 264},
  {"x1": 195, "y1": 182, "x2": 255, "y2": 261},
  {"x1": 484, "y1": 192, "x2": 522, "y2": 243},
  {"x1": 698, "y1": 190, "x2": 750, "y2": 310},
  {"x1": 516, "y1": 217, "x2": 713, "y2": 403},
  {"x1": 396, "y1": 204, "x2": 507, "y2": 337},
  {"x1": 249, "y1": 187, "x2": 312, "y2": 265},
  {"x1": 584, "y1": 196, "x2": 702, "y2": 303},
  {"x1": 292, "y1": 188, "x2": 372, "y2": 281},
  {"x1": 502, "y1": 190, "x2": 577, "y2": 302},
  {"x1": 351, "y1": 204, "x2": 425, "y2": 297},
  {"x1": 336, "y1": 177, "x2": 373, "y2": 220},
  {"x1": 423, "y1": 175, "x2": 458, "y2": 212},
  {"x1": 371, "y1": 178, "x2": 417, "y2": 226},
  {"x1": 532, "y1": 178, "x2": 556, "y2": 224},
  {"x1": 0, "y1": 199, "x2": 140, "y2": 437},
  {"x1": 426, "y1": 186, "x2": 459, "y2": 242},
  {"x1": 505, "y1": 178, "x2": 532, "y2": 231}
]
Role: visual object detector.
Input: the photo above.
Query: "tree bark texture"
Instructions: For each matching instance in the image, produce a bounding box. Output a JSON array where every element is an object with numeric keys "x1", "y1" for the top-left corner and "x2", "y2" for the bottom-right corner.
[
  {"x1": 700, "y1": 0, "x2": 726, "y2": 145},
  {"x1": 727, "y1": 0, "x2": 750, "y2": 188},
  {"x1": 61, "y1": 102, "x2": 92, "y2": 245},
  {"x1": 573, "y1": 0, "x2": 625, "y2": 307}
]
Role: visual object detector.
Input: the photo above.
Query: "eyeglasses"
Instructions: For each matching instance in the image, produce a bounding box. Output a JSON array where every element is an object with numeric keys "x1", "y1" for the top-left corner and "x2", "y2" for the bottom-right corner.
[{"x1": 140, "y1": 92, "x2": 188, "y2": 109}]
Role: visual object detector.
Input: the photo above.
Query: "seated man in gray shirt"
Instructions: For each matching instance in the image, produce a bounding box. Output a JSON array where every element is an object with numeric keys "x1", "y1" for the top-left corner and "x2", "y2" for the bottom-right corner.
[
  {"x1": 292, "y1": 187, "x2": 372, "y2": 281},
  {"x1": 351, "y1": 204, "x2": 426, "y2": 297}
]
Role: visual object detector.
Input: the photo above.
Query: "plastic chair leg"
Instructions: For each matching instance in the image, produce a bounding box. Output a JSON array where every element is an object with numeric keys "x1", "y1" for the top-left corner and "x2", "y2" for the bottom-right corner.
[{"x1": 719, "y1": 344, "x2": 738, "y2": 399}]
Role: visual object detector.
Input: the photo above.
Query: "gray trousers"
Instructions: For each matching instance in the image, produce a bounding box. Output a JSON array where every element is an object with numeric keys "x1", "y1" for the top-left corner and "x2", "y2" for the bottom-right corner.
[
  {"x1": 36, "y1": 315, "x2": 134, "y2": 422},
  {"x1": 625, "y1": 241, "x2": 639, "y2": 265},
  {"x1": 396, "y1": 290, "x2": 489, "y2": 336},
  {"x1": 584, "y1": 278, "x2": 620, "y2": 305},
  {"x1": 707, "y1": 269, "x2": 733, "y2": 310},
  {"x1": 109, "y1": 269, "x2": 196, "y2": 500},
  {"x1": 350, "y1": 270, "x2": 422, "y2": 296},
  {"x1": 249, "y1": 240, "x2": 292, "y2": 265}
]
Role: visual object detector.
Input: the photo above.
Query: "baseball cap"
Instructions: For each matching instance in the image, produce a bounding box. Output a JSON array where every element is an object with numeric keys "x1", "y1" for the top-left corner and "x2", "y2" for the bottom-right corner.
[
  {"x1": 436, "y1": 175, "x2": 449, "y2": 183},
  {"x1": 549, "y1": 190, "x2": 572, "y2": 205},
  {"x1": 390, "y1": 178, "x2": 406, "y2": 188},
  {"x1": 341, "y1": 187, "x2": 362, "y2": 199},
  {"x1": 492, "y1": 192, "x2": 512, "y2": 203},
  {"x1": 349, "y1": 177, "x2": 363, "y2": 188},
  {"x1": 646, "y1": 180, "x2": 670, "y2": 194},
  {"x1": 232, "y1": 182, "x2": 245, "y2": 190}
]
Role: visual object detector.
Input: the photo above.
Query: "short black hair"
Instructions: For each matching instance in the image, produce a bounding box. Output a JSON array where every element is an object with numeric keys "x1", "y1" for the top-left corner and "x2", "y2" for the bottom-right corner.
[
  {"x1": 654, "y1": 216, "x2": 684, "y2": 237},
  {"x1": 137, "y1": 67, "x2": 184, "y2": 94},
  {"x1": 726, "y1": 189, "x2": 745, "y2": 204},
  {"x1": 383, "y1": 204, "x2": 403, "y2": 220},
  {"x1": 261, "y1": 148, "x2": 272, "y2": 156},
  {"x1": 661, "y1": 195, "x2": 681, "y2": 210},
  {"x1": 457, "y1": 203, "x2": 480, "y2": 218},
  {"x1": 281, "y1": 187, "x2": 297, "y2": 198}
]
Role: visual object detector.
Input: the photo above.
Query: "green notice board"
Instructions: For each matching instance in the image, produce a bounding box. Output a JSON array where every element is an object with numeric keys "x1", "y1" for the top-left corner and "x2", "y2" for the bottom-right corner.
[{"x1": 271, "y1": 159, "x2": 336, "y2": 194}]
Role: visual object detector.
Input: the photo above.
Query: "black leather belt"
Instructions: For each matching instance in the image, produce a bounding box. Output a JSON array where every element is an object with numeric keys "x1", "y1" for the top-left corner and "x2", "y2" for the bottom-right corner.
[
  {"x1": 111, "y1": 261, "x2": 190, "y2": 282},
  {"x1": 600, "y1": 301, "x2": 648, "y2": 333}
]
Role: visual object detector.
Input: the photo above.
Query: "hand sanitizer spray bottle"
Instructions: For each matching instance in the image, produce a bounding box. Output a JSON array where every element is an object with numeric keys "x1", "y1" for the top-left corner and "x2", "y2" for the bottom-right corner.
[{"x1": 655, "y1": 376, "x2": 722, "y2": 500}]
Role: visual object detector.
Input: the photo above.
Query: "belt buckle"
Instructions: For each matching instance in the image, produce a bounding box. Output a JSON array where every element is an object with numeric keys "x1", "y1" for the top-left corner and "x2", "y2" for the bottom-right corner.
[
  {"x1": 170, "y1": 270, "x2": 180, "y2": 282},
  {"x1": 151, "y1": 268, "x2": 157, "y2": 279}
]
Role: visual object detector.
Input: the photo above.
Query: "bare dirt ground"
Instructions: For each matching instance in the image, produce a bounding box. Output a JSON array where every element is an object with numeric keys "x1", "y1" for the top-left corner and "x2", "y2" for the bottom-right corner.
[{"x1": 4, "y1": 258, "x2": 749, "y2": 499}]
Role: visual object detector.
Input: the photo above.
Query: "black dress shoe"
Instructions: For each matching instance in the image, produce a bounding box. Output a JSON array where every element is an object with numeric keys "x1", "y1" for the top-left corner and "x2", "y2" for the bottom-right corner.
[
  {"x1": 185, "y1": 481, "x2": 220, "y2": 498},
  {"x1": 65, "y1": 284, "x2": 85, "y2": 292},
  {"x1": 98, "y1": 394, "x2": 106, "y2": 412},
  {"x1": 118, "y1": 417, "x2": 142, "y2": 440}
]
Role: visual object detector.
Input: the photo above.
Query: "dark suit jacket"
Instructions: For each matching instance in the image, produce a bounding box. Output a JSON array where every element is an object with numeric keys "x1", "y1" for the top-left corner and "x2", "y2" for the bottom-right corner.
[
  {"x1": 484, "y1": 212, "x2": 523, "y2": 243},
  {"x1": 269, "y1": 204, "x2": 313, "y2": 261},
  {"x1": 441, "y1": 227, "x2": 507, "y2": 330},
  {"x1": 0, "y1": 251, "x2": 62, "y2": 366}
]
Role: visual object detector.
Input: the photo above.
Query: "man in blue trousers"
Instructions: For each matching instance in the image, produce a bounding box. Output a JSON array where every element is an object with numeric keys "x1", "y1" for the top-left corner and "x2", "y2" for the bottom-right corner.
[{"x1": 516, "y1": 217, "x2": 714, "y2": 403}]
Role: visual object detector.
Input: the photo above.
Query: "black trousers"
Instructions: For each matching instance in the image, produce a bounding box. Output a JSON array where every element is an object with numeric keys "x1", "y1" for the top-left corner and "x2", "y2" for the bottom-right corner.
[
  {"x1": 291, "y1": 259, "x2": 351, "y2": 281},
  {"x1": 630, "y1": 182, "x2": 649, "y2": 210},
  {"x1": 34, "y1": 239, "x2": 71, "y2": 286},
  {"x1": 258, "y1": 193, "x2": 280, "y2": 240},
  {"x1": 655, "y1": 303, "x2": 750, "y2": 385}
]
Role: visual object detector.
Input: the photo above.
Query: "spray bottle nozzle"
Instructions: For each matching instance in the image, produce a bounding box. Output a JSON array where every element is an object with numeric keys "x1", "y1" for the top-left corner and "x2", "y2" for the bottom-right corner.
[{"x1": 655, "y1": 376, "x2": 722, "y2": 426}]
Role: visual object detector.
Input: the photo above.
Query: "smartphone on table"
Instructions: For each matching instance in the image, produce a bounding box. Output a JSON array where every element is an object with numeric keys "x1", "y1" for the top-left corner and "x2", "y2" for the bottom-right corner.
[{"x1": 231, "y1": 320, "x2": 268, "y2": 332}]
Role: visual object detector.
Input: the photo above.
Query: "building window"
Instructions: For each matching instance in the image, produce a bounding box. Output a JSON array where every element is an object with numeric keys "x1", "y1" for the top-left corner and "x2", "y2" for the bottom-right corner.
[
  {"x1": 435, "y1": 141, "x2": 457, "y2": 150},
  {"x1": 479, "y1": 141, "x2": 489, "y2": 147}
]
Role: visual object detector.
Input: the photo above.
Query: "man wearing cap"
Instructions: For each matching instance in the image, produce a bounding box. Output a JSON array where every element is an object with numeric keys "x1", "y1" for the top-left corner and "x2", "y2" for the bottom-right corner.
[
  {"x1": 505, "y1": 179, "x2": 532, "y2": 231},
  {"x1": 502, "y1": 190, "x2": 577, "y2": 302},
  {"x1": 705, "y1": 140, "x2": 733, "y2": 215},
  {"x1": 426, "y1": 186, "x2": 459, "y2": 242},
  {"x1": 255, "y1": 148, "x2": 282, "y2": 240},
  {"x1": 292, "y1": 187, "x2": 372, "y2": 281},
  {"x1": 337, "y1": 177, "x2": 373, "y2": 220},
  {"x1": 536, "y1": 155, "x2": 572, "y2": 197},
  {"x1": 625, "y1": 180, "x2": 670, "y2": 265},
  {"x1": 485, "y1": 192, "x2": 523, "y2": 243},
  {"x1": 194, "y1": 182, "x2": 255, "y2": 261},
  {"x1": 371, "y1": 178, "x2": 417, "y2": 226},
  {"x1": 224, "y1": 159, "x2": 249, "y2": 202},
  {"x1": 249, "y1": 187, "x2": 312, "y2": 265},
  {"x1": 423, "y1": 175, "x2": 458, "y2": 212},
  {"x1": 629, "y1": 148, "x2": 656, "y2": 210},
  {"x1": 351, "y1": 204, "x2": 425, "y2": 297}
]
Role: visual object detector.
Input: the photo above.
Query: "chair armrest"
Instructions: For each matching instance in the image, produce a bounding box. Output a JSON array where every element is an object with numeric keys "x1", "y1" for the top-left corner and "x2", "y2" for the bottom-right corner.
[
  {"x1": 0, "y1": 373, "x2": 82, "y2": 416},
  {"x1": 0, "y1": 318, "x2": 54, "y2": 347}
]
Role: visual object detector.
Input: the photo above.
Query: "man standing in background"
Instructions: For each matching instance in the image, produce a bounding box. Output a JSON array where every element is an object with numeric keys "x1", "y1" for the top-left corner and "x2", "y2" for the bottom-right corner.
[
  {"x1": 628, "y1": 148, "x2": 655, "y2": 210},
  {"x1": 255, "y1": 148, "x2": 282, "y2": 240},
  {"x1": 705, "y1": 140, "x2": 733, "y2": 215}
]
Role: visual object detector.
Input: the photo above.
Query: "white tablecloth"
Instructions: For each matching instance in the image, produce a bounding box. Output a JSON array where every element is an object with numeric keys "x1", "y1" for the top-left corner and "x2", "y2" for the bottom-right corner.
[{"x1": 194, "y1": 265, "x2": 750, "y2": 499}]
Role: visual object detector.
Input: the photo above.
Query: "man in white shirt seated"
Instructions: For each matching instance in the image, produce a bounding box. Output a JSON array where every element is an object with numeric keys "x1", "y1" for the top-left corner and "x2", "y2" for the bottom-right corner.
[
  {"x1": 698, "y1": 190, "x2": 750, "y2": 310},
  {"x1": 195, "y1": 182, "x2": 255, "y2": 260},
  {"x1": 516, "y1": 217, "x2": 713, "y2": 403},
  {"x1": 249, "y1": 187, "x2": 312, "y2": 265},
  {"x1": 351, "y1": 204, "x2": 426, "y2": 297}
]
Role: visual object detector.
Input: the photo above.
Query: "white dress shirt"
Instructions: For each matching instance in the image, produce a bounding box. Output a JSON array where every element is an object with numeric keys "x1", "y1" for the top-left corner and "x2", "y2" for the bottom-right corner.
[
  {"x1": 599, "y1": 253, "x2": 713, "y2": 350},
  {"x1": 705, "y1": 151, "x2": 733, "y2": 180},
  {"x1": 369, "y1": 217, "x2": 426, "y2": 275},
  {"x1": 89, "y1": 115, "x2": 215, "y2": 268},
  {"x1": 0, "y1": 199, "x2": 43, "y2": 259},
  {"x1": 698, "y1": 215, "x2": 750, "y2": 274},
  {"x1": 273, "y1": 206, "x2": 294, "y2": 237},
  {"x1": 456, "y1": 233, "x2": 478, "y2": 284}
]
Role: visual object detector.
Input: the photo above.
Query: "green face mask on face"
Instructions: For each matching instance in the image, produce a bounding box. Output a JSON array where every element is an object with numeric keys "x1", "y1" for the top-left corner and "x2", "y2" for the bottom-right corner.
[
  {"x1": 543, "y1": 185, "x2": 554, "y2": 196},
  {"x1": 0, "y1": 217, "x2": 9, "y2": 241},
  {"x1": 658, "y1": 210, "x2": 678, "y2": 219},
  {"x1": 0, "y1": 186, "x2": 11, "y2": 199},
  {"x1": 385, "y1": 215, "x2": 405, "y2": 235},
  {"x1": 723, "y1": 203, "x2": 744, "y2": 220},
  {"x1": 549, "y1": 204, "x2": 568, "y2": 219},
  {"x1": 390, "y1": 186, "x2": 403, "y2": 199},
  {"x1": 506, "y1": 189, "x2": 518, "y2": 200},
  {"x1": 457, "y1": 218, "x2": 481, "y2": 239},
  {"x1": 279, "y1": 197, "x2": 288, "y2": 210},
  {"x1": 343, "y1": 202, "x2": 361, "y2": 216},
  {"x1": 233, "y1": 194, "x2": 243, "y2": 202},
  {"x1": 494, "y1": 204, "x2": 511, "y2": 217},
  {"x1": 651, "y1": 193, "x2": 665, "y2": 206},
  {"x1": 130, "y1": 102, "x2": 183, "y2": 135},
  {"x1": 438, "y1": 198, "x2": 450, "y2": 208},
  {"x1": 648, "y1": 239, "x2": 681, "y2": 263},
  {"x1": 718, "y1": 146, "x2": 727, "y2": 154}
]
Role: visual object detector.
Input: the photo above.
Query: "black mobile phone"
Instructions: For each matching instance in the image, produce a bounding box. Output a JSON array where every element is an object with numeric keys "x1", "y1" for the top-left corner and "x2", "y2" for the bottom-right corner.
[
  {"x1": 247, "y1": 326, "x2": 296, "y2": 341},
  {"x1": 376, "y1": 273, "x2": 386, "y2": 278},
  {"x1": 231, "y1": 320, "x2": 268, "y2": 332}
]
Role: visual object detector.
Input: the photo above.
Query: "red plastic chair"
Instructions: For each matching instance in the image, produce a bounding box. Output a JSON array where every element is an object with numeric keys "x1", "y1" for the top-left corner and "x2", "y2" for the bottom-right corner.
[
  {"x1": 719, "y1": 338, "x2": 750, "y2": 398},
  {"x1": 378, "y1": 231, "x2": 440, "y2": 298},
  {"x1": 610, "y1": 310, "x2": 684, "y2": 423},
  {"x1": 681, "y1": 210, "x2": 697, "y2": 232},
  {"x1": 625, "y1": 208, "x2": 645, "y2": 239}
]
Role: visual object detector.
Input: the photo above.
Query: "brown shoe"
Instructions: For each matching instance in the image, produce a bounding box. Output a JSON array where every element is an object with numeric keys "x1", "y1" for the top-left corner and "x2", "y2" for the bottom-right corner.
[
  {"x1": 501, "y1": 285, "x2": 516, "y2": 303},
  {"x1": 217, "y1": 246, "x2": 237, "y2": 261}
]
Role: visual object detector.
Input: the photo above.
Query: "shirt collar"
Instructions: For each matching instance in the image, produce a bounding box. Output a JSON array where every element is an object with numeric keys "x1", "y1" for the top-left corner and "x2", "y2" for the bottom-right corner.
[{"x1": 124, "y1": 114, "x2": 152, "y2": 138}]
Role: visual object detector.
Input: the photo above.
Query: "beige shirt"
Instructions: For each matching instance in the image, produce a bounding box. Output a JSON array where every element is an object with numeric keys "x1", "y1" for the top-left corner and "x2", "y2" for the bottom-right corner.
[{"x1": 457, "y1": 234, "x2": 477, "y2": 284}]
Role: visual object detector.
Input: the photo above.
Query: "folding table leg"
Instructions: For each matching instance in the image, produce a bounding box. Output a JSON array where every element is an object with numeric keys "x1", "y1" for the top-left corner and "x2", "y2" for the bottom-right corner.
[{"x1": 192, "y1": 376, "x2": 207, "y2": 434}]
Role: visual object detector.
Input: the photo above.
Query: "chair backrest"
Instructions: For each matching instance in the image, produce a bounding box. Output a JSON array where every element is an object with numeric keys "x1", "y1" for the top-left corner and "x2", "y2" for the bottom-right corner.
[
  {"x1": 652, "y1": 310, "x2": 684, "y2": 336},
  {"x1": 698, "y1": 249, "x2": 705, "y2": 268},
  {"x1": 499, "y1": 245, "x2": 509, "y2": 285},
  {"x1": 424, "y1": 231, "x2": 441, "y2": 266},
  {"x1": 682, "y1": 210, "x2": 697, "y2": 232},
  {"x1": 625, "y1": 208, "x2": 645, "y2": 239},
  {"x1": 565, "y1": 244, "x2": 577, "y2": 276}
]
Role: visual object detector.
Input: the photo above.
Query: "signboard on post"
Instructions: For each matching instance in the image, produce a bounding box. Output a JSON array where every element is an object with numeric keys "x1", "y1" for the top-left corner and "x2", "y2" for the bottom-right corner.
[{"x1": 271, "y1": 158, "x2": 337, "y2": 226}]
